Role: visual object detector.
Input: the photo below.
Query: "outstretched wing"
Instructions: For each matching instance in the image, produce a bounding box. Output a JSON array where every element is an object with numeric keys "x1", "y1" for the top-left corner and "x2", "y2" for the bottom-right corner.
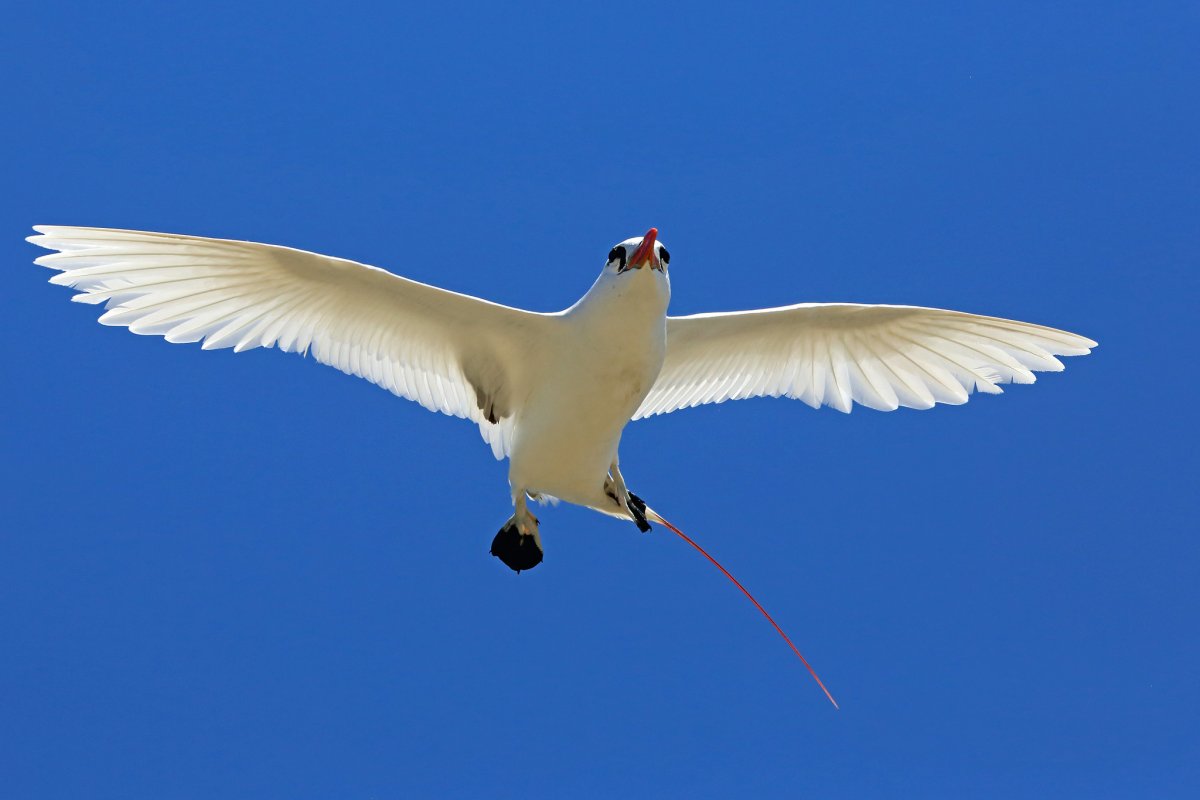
[
  {"x1": 636, "y1": 303, "x2": 1095, "y2": 418},
  {"x1": 30, "y1": 225, "x2": 550, "y2": 458}
]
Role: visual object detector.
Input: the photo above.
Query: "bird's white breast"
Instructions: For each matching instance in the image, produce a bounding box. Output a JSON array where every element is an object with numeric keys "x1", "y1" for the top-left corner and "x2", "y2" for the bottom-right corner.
[{"x1": 508, "y1": 267, "x2": 670, "y2": 507}]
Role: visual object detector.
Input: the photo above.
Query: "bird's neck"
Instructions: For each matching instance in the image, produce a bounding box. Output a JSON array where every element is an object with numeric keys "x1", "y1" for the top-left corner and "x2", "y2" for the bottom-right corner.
[{"x1": 569, "y1": 268, "x2": 671, "y2": 325}]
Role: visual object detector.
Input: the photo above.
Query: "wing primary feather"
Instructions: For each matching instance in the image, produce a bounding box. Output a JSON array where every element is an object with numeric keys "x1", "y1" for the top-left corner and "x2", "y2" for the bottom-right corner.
[
  {"x1": 31, "y1": 225, "x2": 550, "y2": 460},
  {"x1": 643, "y1": 303, "x2": 1092, "y2": 418}
]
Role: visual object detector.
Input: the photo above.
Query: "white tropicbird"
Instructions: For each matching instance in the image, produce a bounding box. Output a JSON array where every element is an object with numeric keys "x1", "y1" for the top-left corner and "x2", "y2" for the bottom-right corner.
[{"x1": 30, "y1": 224, "x2": 1095, "y2": 705}]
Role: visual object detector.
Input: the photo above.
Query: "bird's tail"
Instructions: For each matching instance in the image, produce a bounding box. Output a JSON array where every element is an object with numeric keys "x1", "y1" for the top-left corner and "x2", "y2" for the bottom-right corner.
[{"x1": 643, "y1": 506, "x2": 839, "y2": 710}]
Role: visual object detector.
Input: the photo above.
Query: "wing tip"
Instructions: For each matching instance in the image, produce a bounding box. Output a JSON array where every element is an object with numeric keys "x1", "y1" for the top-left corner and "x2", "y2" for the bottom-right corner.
[
  {"x1": 29, "y1": 224, "x2": 72, "y2": 241},
  {"x1": 1055, "y1": 334, "x2": 1097, "y2": 355}
]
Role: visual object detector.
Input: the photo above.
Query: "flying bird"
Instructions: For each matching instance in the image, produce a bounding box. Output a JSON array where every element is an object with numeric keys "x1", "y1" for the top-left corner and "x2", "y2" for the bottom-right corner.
[
  {"x1": 30, "y1": 225, "x2": 1095, "y2": 705},
  {"x1": 29, "y1": 223, "x2": 1098, "y2": 565}
]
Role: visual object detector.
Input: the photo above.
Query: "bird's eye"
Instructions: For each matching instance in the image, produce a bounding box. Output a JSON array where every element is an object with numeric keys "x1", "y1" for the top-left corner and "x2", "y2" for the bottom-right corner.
[
  {"x1": 608, "y1": 246, "x2": 627, "y2": 269},
  {"x1": 659, "y1": 247, "x2": 670, "y2": 266}
]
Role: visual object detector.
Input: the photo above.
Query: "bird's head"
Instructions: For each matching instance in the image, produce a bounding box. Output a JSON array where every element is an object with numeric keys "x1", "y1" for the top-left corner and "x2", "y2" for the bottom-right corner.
[{"x1": 604, "y1": 228, "x2": 670, "y2": 275}]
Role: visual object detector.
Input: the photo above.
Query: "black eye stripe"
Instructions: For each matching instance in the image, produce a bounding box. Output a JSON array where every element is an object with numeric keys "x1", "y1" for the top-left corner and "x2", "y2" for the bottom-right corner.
[
  {"x1": 659, "y1": 246, "x2": 670, "y2": 265},
  {"x1": 608, "y1": 246, "x2": 627, "y2": 269}
]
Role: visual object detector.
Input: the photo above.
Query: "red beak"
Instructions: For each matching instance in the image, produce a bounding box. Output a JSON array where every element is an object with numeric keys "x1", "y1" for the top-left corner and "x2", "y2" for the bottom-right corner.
[{"x1": 628, "y1": 227, "x2": 659, "y2": 270}]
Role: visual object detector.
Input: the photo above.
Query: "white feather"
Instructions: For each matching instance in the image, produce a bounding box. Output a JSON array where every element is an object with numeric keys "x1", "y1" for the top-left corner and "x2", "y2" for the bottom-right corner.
[
  {"x1": 29, "y1": 225, "x2": 551, "y2": 458},
  {"x1": 636, "y1": 303, "x2": 1095, "y2": 418}
]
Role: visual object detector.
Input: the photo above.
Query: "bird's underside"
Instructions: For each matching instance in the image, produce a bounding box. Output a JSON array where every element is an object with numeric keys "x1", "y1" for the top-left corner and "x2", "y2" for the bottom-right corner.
[{"x1": 29, "y1": 225, "x2": 1096, "y2": 573}]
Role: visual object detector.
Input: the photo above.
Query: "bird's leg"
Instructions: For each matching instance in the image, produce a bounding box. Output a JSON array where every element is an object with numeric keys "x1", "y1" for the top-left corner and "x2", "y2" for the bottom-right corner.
[
  {"x1": 490, "y1": 490, "x2": 544, "y2": 573},
  {"x1": 603, "y1": 463, "x2": 628, "y2": 507},
  {"x1": 605, "y1": 461, "x2": 652, "y2": 533}
]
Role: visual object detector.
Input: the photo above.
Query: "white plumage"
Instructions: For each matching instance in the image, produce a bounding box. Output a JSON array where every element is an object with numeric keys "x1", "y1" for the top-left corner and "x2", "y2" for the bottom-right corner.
[
  {"x1": 29, "y1": 224, "x2": 1095, "y2": 570},
  {"x1": 640, "y1": 304, "x2": 1093, "y2": 417},
  {"x1": 30, "y1": 225, "x2": 544, "y2": 459}
]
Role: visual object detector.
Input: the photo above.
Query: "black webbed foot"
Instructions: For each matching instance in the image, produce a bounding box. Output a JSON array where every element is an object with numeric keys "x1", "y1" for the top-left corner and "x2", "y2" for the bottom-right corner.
[
  {"x1": 490, "y1": 520, "x2": 543, "y2": 573},
  {"x1": 627, "y1": 492, "x2": 652, "y2": 533}
]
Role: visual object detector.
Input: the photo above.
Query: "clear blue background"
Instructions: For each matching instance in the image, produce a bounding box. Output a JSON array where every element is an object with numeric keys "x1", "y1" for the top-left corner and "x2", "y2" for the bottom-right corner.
[{"x1": 2, "y1": 2, "x2": 1196, "y2": 797}]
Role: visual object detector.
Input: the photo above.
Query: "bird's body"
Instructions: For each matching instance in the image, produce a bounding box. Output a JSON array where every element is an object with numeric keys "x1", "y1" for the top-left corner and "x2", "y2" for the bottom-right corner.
[
  {"x1": 511, "y1": 263, "x2": 669, "y2": 512},
  {"x1": 29, "y1": 224, "x2": 1096, "y2": 574}
]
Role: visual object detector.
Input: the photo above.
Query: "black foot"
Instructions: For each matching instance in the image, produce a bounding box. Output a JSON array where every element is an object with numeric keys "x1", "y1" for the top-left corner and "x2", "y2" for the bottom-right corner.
[
  {"x1": 490, "y1": 521, "x2": 543, "y2": 573},
  {"x1": 627, "y1": 492, "x2": 652, "y2": 533}
]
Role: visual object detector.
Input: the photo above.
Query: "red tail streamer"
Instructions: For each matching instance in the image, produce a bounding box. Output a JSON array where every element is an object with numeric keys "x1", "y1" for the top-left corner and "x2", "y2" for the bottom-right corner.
[{"x1": 651, "y1": 510, "x2": 839, "y2": 709}]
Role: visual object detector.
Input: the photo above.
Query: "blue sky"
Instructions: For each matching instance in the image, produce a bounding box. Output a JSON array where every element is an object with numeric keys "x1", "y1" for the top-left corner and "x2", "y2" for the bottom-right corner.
[{"x1": 2, "y1": 2, "x2": 1196, "y2": 797}]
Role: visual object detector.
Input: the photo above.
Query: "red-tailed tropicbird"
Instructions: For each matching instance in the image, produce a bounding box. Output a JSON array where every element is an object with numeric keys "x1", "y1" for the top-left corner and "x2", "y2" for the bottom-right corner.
[{"x1": 29, "y1": 225, "x2": 1095, "y2": 706}]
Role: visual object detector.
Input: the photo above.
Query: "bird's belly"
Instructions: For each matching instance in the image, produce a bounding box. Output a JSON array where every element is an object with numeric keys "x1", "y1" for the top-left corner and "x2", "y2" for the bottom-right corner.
[
  {"x1": 509, "y1": 265, "x2": 669, "y2": 506},
  {"x1": 510, "y1": 353, "x2": 659, "y2": 506}
]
